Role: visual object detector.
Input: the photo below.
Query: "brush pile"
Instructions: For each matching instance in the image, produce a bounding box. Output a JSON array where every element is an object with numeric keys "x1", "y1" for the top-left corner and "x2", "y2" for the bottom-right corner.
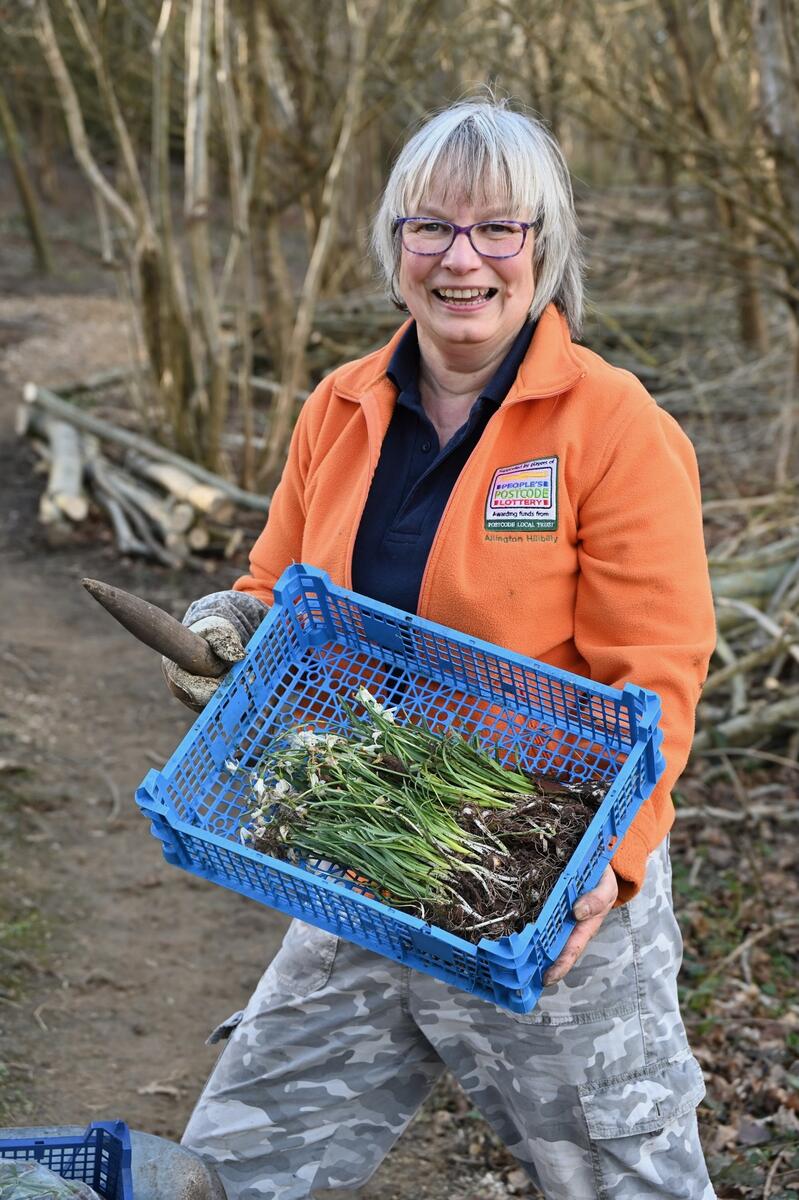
[
  {"x1": 694, "y1": 491, "x2": 799, "y2": 760},
  {"x1": 240, "y1": 688, "x2": 605, "y2": 943}
]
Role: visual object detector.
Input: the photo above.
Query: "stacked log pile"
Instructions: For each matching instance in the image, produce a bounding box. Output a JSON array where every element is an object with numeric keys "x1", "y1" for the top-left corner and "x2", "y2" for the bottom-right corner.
[
  {"x1": 18, "y1": 382, "x2": 265, "y2": 567},
  {"x1": 694, "y1": 493, "x2": 799, "y2": 761}
]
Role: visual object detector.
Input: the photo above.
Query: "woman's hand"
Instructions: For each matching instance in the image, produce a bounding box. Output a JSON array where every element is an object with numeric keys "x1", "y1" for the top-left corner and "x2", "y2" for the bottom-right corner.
[
  {"x1": 543, "y1": 864, "x2": 619, "y2": 985},
  {"x1": 162, "y1": 616, "x2": 246, "y2": 712}
]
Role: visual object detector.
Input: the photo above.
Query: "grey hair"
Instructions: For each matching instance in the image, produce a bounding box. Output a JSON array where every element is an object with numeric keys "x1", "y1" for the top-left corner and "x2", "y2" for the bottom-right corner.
[{"x1": 371, "y1": 99, "x2": 584, "y2": 338}]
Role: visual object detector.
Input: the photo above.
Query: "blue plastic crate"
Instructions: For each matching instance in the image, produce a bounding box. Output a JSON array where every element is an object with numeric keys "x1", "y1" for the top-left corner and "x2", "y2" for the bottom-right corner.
[
  {"x1": 137, "y1": 563, "x2": 665, "y2": 1014},
  {"x1": 0, "y1": 1121, "x2": 133, "y2": 1199}
]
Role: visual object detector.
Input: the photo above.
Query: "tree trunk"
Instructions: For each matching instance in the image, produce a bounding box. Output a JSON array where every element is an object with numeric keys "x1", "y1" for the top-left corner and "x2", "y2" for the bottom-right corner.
[
  {"x1": 0, "y1": 81, "x2": 53, "y2": 273},
  {"x1": 259, "y1": 0, "x2": 371, "y2": 487}
]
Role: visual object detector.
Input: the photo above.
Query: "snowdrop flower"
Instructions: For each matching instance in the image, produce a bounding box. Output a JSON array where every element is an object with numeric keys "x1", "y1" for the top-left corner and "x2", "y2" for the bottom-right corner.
[
  {"x1": 274, "y1": 779, "x2": 291, "y2": 797},
  {"x1": 357, "y1": 687, "x2": 397, "y2": 723},
  {"x1": 292, "y1": 728, "x2": 324, "y2": 750},
  {"x1": 225, "y1": 758, "x2": 240, "y2": 773},
  {"x1": 253, "y1": 777, "x2": 267, "y2": 799}
]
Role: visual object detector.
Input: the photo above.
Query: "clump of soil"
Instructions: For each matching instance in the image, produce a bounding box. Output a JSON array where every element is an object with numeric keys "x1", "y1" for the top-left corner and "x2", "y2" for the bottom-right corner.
[{"x1": 426, "y1": 786, "x2": 604, "y2": 941}]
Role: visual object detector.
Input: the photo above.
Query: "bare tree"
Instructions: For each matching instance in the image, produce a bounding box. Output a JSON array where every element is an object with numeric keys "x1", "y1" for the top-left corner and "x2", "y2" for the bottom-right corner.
[{"x1": 0, "y1": 77, "x2": 52, "y2": 272}]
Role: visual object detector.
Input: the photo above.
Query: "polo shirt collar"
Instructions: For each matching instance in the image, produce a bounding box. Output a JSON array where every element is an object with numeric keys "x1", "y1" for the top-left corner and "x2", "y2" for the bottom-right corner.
[
  {"x1": 334, "y1": 303, "x2": 584, "y2": 403},
  {"x1": 386, "y1": 318, "x2": 536, "y2": 412}
]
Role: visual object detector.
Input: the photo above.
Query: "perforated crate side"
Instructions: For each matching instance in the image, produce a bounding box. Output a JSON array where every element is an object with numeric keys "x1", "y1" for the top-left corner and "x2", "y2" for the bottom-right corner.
[{"x1": 0, "y1": 1121, "x2": 133, "y2": 1200}]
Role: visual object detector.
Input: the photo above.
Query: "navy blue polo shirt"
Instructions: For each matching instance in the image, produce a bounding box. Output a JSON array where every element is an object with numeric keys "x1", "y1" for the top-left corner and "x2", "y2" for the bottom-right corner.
[{"x1": 351, "y1": 319, "x2": 535, "y2": 614}]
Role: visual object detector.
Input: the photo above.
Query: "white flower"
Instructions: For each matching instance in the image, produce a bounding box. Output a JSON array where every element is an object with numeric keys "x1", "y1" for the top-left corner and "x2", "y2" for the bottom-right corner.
[
  {"x1": 274, "y1": 779, "x2": 291, "y2": 797},
  {"x1": 309, "y1": 770, "x2": 321, "y2": 788},
  {"x1": 383, "y1": 707, "x2": 397, "y2": 723},
  {"x1": 292, "y1": 728, "x2": 323, "y2": 750},
  {"x1": 225, "y1": 758, "x2": 240, "y2": 773}
]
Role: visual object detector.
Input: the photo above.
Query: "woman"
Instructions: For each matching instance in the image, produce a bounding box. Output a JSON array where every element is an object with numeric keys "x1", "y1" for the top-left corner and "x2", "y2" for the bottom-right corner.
[{"x1": 165, "y1": 100, "x2": 717, "y2": 1199}]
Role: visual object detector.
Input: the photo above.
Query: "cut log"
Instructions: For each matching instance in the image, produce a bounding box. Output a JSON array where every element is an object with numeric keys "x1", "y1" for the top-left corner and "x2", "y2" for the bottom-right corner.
[
  {"x1": 23, "y1": 382, "x2": 269, "y2": 512},
  {"x1": 186, "y1": 522, "x2": 211, "y2": 551},
  {"x1": 29, "y1": 412, "x2": 89, "y2": 523},
  {"x1": 125, "y1": 451, "x2": 235, "y2": 522},
  {"x1": 21, "y1": 402, "x2": 89, "y2": 521},
  {"x1": 102, "y1": 463, "x2": 195, "y2": 535}
]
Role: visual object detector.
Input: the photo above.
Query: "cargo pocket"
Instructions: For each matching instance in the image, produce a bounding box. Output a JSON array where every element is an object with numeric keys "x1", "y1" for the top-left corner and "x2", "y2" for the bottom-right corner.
[
  {"x1": 579, "y1": 1053, "x2": 706, "y2": 1194},
  {"x1": 272, "y1": 918, "x2": 340, "y2": 998}
]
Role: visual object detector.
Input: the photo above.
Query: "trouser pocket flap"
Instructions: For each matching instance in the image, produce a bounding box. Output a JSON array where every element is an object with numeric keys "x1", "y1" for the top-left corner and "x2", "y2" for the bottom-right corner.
[
  {"x1": 579, "y1": 1052, "x2": 706, "y2": 1139},
  {"x1": 206, "y1": 1009, "x2": 244, "y2": 1045}
]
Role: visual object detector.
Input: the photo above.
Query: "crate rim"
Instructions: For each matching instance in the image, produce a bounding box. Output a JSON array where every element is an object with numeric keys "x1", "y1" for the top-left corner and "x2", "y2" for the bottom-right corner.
[
  {"x1": 274, "y1": 564, "x2": 661, "y2": 732},
  {"x1": 0, "y1": 1119, "x2": 131, "y2": 1154}
]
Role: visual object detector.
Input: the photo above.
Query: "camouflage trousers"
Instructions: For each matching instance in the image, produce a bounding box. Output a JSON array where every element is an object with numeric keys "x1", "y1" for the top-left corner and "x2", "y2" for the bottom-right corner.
[{"x1": 182, "y1": 839, "x2": 716, "y2": 1199}]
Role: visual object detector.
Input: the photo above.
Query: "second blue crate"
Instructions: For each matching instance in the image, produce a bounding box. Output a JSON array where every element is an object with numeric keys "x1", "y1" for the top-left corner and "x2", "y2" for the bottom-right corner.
[{"x1": 0, "y1": 1121, "x2": 133, "y2": 1199}]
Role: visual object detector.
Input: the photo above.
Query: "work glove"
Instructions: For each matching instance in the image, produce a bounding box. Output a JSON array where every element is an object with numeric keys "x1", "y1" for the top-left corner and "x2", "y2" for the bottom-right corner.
[
  {"x1": 162, "y1": 615, "x2": 246, "y2": 711},
  {"x1": 162, "y1": 589, "x2": 268, "y2": 712}
]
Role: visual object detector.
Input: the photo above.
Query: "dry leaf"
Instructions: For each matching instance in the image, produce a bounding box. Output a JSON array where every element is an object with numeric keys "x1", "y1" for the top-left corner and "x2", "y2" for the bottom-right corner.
[
  {"x1": 136, "y1": 1080, "x2": 181, "y2": 1098},
  {"x1": 736, "y1": 1117, "x2": 771, "y2": 1146}
]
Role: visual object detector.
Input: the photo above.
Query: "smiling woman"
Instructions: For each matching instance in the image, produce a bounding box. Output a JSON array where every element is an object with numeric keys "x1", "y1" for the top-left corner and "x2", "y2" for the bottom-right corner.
[
  {"x1": 372, "y1": 100, "x2": 582, "y2": 334},
  {"x1": 165, "y1": 97, "x2": 719, "y2": 1200}
]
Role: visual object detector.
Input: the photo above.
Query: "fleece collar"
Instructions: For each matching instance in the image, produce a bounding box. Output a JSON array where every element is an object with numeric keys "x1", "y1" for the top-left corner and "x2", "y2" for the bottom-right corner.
[{"x1": 333, "y1": 303, "x2": 585, "y2": 406}]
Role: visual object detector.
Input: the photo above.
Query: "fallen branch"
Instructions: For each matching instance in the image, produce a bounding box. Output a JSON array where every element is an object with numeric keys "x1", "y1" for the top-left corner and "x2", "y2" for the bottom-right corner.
[
  {"x1": 702, "y1": 635, "x2": 789, "y2": 696},
  {"x1": 84, "y1": 446, "x2": 182, "y2": 566},
  {"x1": 103, "y1": 462, "x2": 194, "y2": 536},
  {"x1": 693, "y1": 690, "x2": 799, "y2": 751},
  {"x1": 125, "y1": 450, "x2": 235, "y2": 521}
]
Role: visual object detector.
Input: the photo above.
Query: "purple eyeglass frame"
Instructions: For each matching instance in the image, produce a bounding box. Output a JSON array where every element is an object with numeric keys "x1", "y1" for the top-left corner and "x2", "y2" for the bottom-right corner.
[{"x1": 394, "y1": 216, "x2": 534, "y2": 259}]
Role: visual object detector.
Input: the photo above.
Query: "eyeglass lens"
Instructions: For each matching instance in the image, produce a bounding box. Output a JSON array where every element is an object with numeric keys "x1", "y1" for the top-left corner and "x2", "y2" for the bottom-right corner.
[{"x1": 401, "y1": 220, "x2": 525, "y2": 257}]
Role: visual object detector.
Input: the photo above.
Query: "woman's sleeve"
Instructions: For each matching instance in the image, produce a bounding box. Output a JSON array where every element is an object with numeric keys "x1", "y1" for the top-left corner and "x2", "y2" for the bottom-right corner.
[
  {"x1": 233, "y1": 379, "x2": 330, "y2": 606},
  {"x1": 573, "y1": 397, "x2": 716, "y2": 902}
]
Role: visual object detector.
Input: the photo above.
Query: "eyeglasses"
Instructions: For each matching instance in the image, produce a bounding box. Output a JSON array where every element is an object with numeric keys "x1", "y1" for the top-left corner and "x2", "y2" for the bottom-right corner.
[{"x1": 395, "y1": 217, "x2": 534, "y2": 259}]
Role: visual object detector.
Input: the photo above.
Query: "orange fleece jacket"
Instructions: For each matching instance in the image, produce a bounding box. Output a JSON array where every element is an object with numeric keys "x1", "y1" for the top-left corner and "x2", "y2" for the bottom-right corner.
[{"x1": 235, "y1": 304, "x2": 716, "y2": 901}]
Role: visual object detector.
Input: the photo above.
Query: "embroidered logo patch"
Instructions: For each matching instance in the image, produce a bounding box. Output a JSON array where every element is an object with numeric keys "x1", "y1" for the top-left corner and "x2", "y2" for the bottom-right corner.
[{"x1": 484, "y1": 456, "x2": 558, "y2": 531}]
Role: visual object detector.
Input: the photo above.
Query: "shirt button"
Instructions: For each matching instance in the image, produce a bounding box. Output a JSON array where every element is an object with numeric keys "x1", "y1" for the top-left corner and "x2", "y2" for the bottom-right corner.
[{"x1": 421, "y1": 440, "x2": 431, "y2": 453}]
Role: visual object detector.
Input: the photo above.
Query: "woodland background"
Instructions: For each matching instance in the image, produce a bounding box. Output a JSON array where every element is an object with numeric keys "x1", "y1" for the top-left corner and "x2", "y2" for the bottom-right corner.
[{"x1": 0, "y1": 3, "x2": 798, "y2": 1198}]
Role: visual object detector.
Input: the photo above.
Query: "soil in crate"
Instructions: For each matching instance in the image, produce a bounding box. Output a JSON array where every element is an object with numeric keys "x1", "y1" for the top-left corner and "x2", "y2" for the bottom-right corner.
[{"x1": 252, "y1": 774, "x2": 606, "y2": 944}]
